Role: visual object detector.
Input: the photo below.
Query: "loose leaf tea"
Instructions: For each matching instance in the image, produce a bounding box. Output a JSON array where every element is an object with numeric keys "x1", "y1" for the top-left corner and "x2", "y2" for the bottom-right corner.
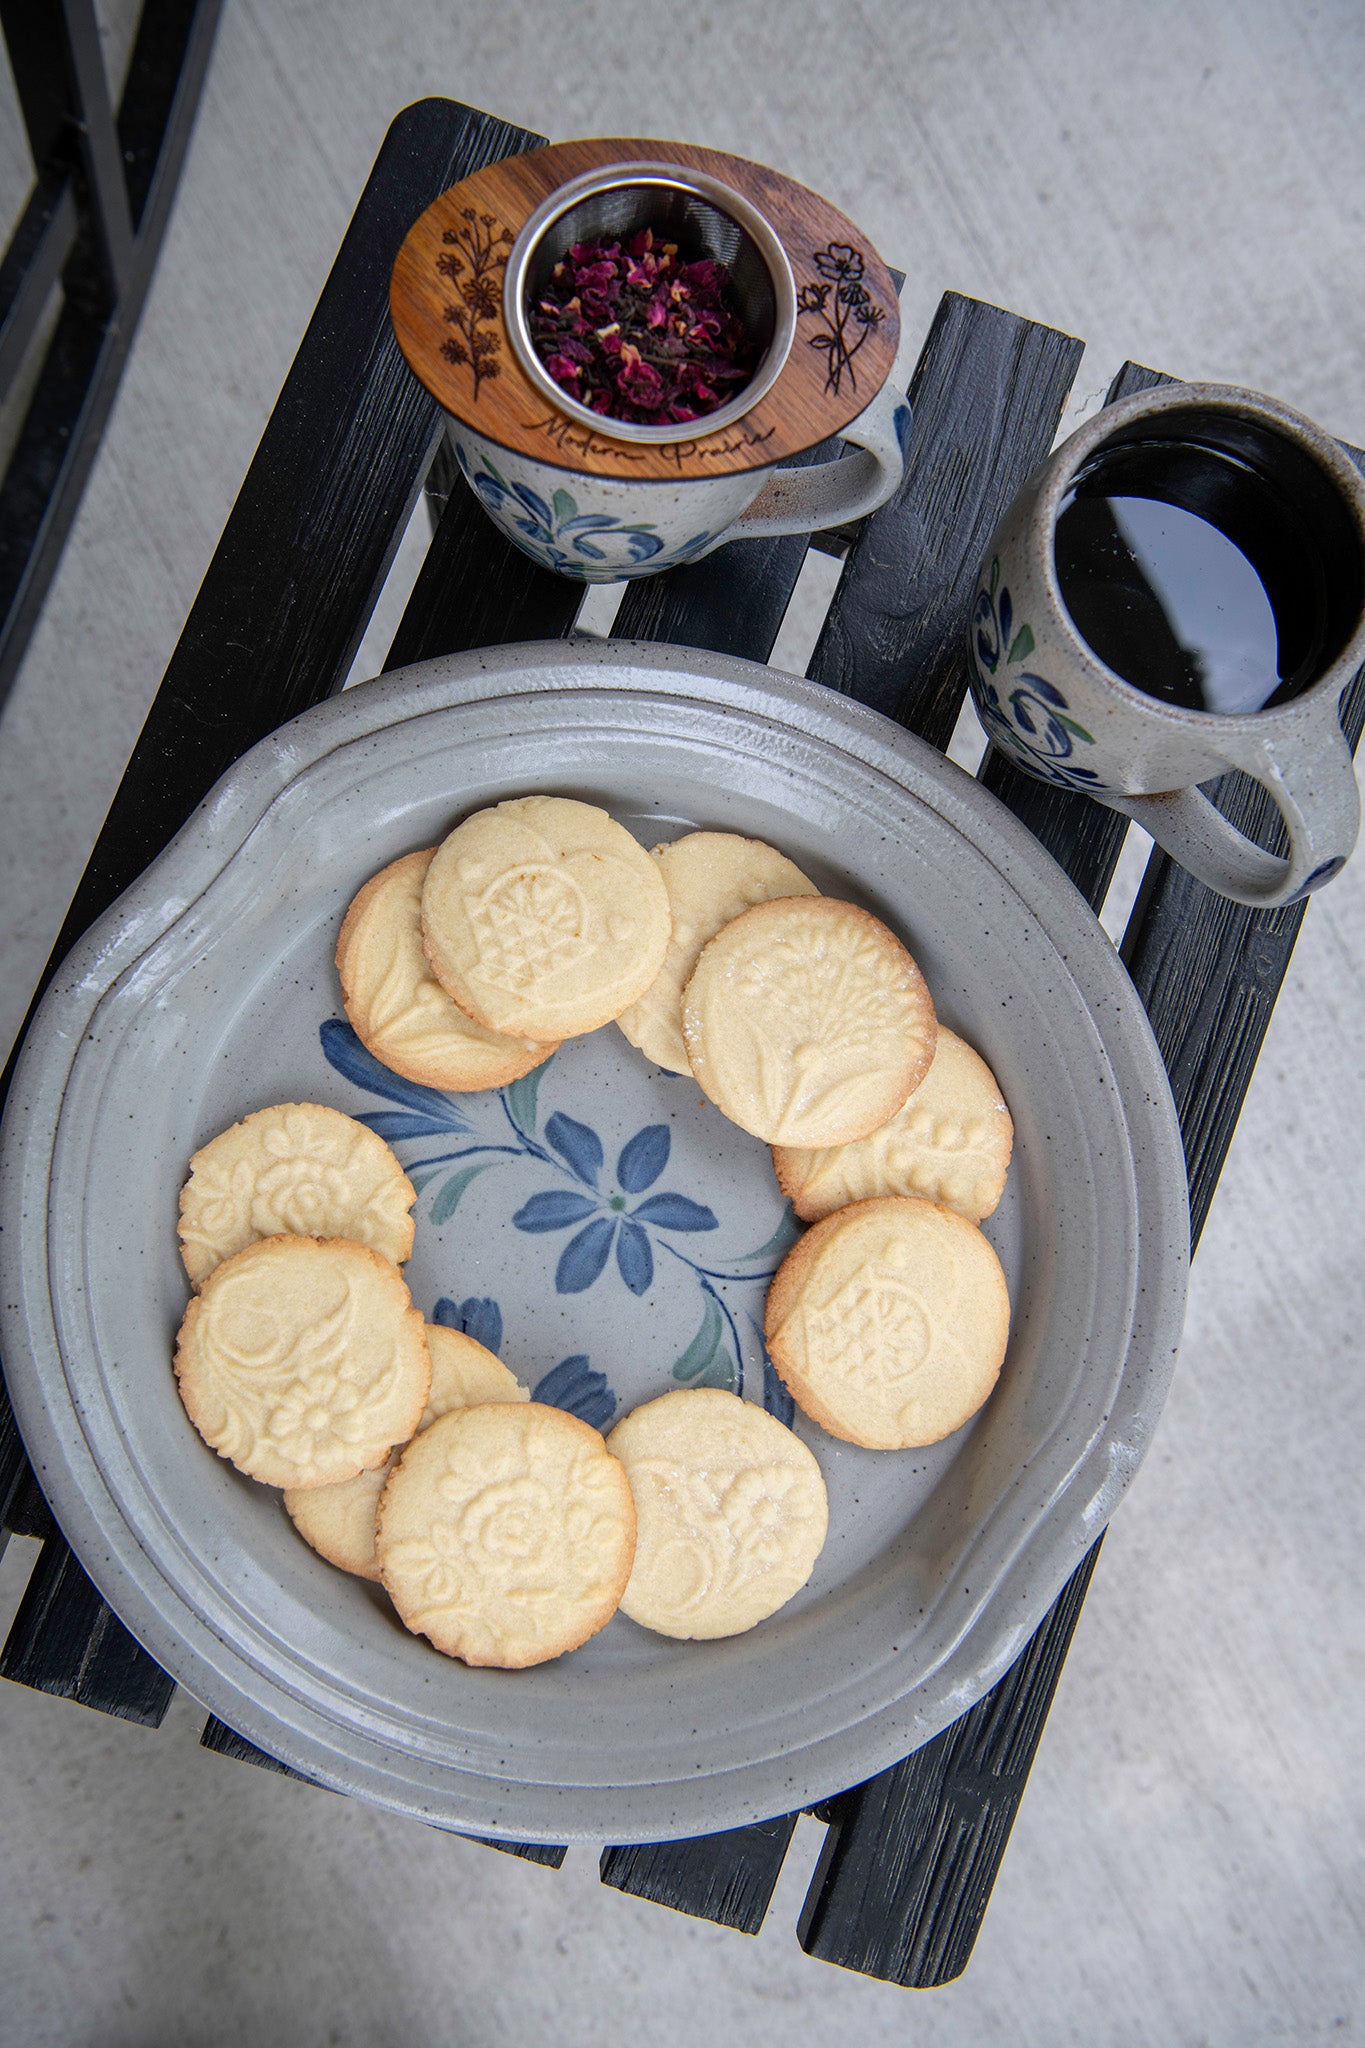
[{"x1": 529, "y1": 229, "x2": 758, "y2": 426}]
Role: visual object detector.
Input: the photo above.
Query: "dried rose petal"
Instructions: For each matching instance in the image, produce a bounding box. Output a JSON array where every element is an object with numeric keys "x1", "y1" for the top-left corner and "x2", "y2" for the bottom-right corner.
[{"x1": 528, "y1": 226, "x2": 758, "y2": 426}]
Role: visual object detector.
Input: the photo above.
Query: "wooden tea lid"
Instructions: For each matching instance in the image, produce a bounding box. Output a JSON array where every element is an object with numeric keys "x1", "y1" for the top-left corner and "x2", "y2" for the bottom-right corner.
[{"x1": 389, "y1": 137, "x2": 900, "y2": 481}]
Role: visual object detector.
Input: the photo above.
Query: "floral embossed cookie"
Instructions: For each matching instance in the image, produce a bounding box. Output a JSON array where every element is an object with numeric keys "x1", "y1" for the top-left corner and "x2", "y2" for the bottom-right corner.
[
  {"x1": 616, "y1": 831, "x2": 819, "y2": 1074},
  {"x1": 607, "y1": 1388, "x2": 828, "y2": 1639},
  {"x1": 337, "y1": 849, "x2": 555, "y2": 1091},
  {"x1": 174, "y1": 1235, "x2": 432, "y2": 1489},
  {"x1": 376, "y1": 1402, "x2": 636, "y2": 1667},
  {"x1": 681, "y1": 896, "x2": 937, "y2": 1146},
  {"x1": 764, "y1": 1196, "x2": 1009, "y2": 1449},
  {"x1": 420, "y1": 795, "x2": 671, "y2": 1041},
  {"x1": 284, "y1": 1323, "x2": 529, "y2": 1580},
  {"x1": 773, "y1": 1026, "x2": 1013, "y2": 1223},
  {"x1": 178, "y1": 1101, "x2": 416, "y2": 1287}
]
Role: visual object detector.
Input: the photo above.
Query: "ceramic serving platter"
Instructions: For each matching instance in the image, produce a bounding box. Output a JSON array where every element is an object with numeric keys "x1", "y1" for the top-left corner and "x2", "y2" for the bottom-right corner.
[{"x1": 0, "y1": 640, "x2": 1188, "y2": 1843}]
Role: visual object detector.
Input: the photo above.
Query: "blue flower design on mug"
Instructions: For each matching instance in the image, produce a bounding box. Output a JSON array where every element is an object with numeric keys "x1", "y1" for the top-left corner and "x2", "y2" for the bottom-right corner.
[
  {"x1": 970, "y1": 557, "x2": 1106, "y2": 790},
  {"x1": 453, "y1": 443, "x2": 666, "y2": 572}
]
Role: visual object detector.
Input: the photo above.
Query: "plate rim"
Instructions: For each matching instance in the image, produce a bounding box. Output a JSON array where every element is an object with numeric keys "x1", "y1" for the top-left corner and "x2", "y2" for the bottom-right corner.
[{"x1": 0, "y1": 638, "x2": 1189, "y2": 1840}]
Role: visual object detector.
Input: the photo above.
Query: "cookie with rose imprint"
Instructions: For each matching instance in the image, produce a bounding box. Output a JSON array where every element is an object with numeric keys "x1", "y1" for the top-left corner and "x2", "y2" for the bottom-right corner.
[
  {"x1": 764, "y1": 1195, "x2": 1009, "y2": 1450},
  {"x1": 615, "y1": 831, "x2": 819, "y2": 1074},
  {"x1": 337, "y1": 848, "x2": 556, "y2": 1090},
  {"x1": 681, "y1": 896, "x2": 937, "y2": 1146},
  {"x1": 420, "y1": 794, "x2": 672, "y2": 1042},
  {"x1": 177, "y1": 1101, "x2": 415, "y2": 1288},
  {"x1": 607, "y1": 1388, "x2": 828, "y2": 1639},
  {"x1": 375, "y1": 1402, "x2": 636, "y2": 1667},
  {"x1": 174, "y1": 1235, "x2": 432, "y2": 1490},
  {"x1": 284, "y1": 1323, "x2": 529, "y2": 1580},
  {"x1": 773, "y1": 1026, "x2": 1014, "y2": 1224}
]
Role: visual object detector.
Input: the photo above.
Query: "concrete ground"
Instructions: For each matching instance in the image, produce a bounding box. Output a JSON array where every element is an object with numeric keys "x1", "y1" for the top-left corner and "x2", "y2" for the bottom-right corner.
[{"x1": 1, "y1": 3, "x2": 1362, "y2": 2043}]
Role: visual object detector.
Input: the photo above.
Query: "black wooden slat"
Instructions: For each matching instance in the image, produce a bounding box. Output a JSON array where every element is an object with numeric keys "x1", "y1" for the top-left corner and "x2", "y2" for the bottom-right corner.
[
  {"x1": 602, "y1": 293, "x2": 1083, "y2": 1938},
  {"x1": 0, "y1": 1531, "x2": 176, "y2": 1724},
  {"x1": 463, "y1": 1835, "x2": 567, "y2": 1869},
  {"x1": 0, "y1": 98, "x2": 545, "y2": 1728},
  {"x1": 807, "y1": 291, "x2": 1083, "y2": 751},
  {"x1": 200, "y1": 1713, "x2": 318, "y2": 1779},
  {"x1": 600, "y1": 1815, "x2": 798, "y2": 1935},
  {"x1": 0, "y1": 1383, "x2": 30, "y2": 1532},
  {"x1": 799, "y1": 1538, "x2": 1103, "y2": 1981},
  {"x1": 1, "y1": 1463, "x2": 56, "y2": 1542},
  {"x1": 802, "y1": 387, "x2": 1365, "y2": 1985},
  {"x1": 384, "y1": 456, "x2": 584, "y2": 670}
]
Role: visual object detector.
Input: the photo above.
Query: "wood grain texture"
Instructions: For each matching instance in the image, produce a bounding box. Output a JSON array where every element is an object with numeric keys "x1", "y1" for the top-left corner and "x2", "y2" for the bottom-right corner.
[
  {"x1": 799, "y1": 1539, "x2": 1104, "y2": 1983},
  {"x1": 390, "y1": 137, "x2": 899, "y2": 478},
  {"x1": 0, "y1": 1532, "x2": 176, "y2": 1726},
  {"x1": 600, "y1": 1816, "x2": 798, "y2": 1935},
  {"x1": 0, "y1": 97, "x2": 546, "y2": 1733},
  {"x1": 1, "y1": 1463, "x2": 55, "y2": 1542},
  {"x1": 385, "y1": 432, "x2": 584, "y2": 669},
  {"x1": 807, "y1": 291, "x2": 1083, "y2": 750}
]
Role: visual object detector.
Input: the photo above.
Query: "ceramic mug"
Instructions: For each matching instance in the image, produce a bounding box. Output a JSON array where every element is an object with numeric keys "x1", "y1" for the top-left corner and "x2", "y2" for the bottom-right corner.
[
  {"x1": 445, "y1": 376, "x2": 910, "y2": 583},
  {"x1": 392, "y1": 148, "x2": 911, "y2": 582},
  {"x1": 968, "y1": 382, "x2": 1365, "y2": 907}
]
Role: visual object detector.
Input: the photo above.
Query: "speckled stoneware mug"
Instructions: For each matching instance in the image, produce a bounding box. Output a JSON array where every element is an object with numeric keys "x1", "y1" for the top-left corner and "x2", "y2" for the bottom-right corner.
[
  {"x1": 390, "y1": 139, "x2": 911, "y2": 581},
  {"x1": 969, "y1": 382, "x2": 1365, "y2": 907}
]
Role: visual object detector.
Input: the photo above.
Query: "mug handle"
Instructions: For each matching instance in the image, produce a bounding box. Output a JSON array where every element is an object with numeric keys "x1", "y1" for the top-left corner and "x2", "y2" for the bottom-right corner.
[
  {"x1": 724, "y1": 382, "x2": 912, "y2": 542},
  {"x1": 1101, "y1": 708, "x2": 1361, "y2": 908}
]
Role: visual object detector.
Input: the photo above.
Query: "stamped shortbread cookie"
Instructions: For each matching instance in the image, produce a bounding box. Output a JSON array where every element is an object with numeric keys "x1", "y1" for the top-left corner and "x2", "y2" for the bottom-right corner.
[
  {"x1": 765, "y1": 1196, "x2": 1009, "y2": 1449},
  {"x1": 337, "y1": 849, "x2": 555, "y2": 1090},
  {"x1": 420, "y1": 794, "x2": 671, "y2": 1042},
  {"x1": 376, "y1": 1402, "x2": 636, "y2": 1666},
  {"x1": 616, "y1": 832, "x2": 819, "y2": 1074},
  {"x1": 284, "y1": 1323, "x2": 529, "y2": 1580},
  {"x1": 773, "y1": 1027, "x2": 1013, "y2": 1223},
  {"x1": 681, "y1": 897, "x2": 937, "y2": 1146},
  {"x1": 607, "y1": 1388, "x2": 827, "y2": 1639},
  {"x1": 174, "y1": 1235, "x2": 431, "y2": 1489},
  {"x1": 178, "y1": 1102, "x2": 415, "y2": 1288}
]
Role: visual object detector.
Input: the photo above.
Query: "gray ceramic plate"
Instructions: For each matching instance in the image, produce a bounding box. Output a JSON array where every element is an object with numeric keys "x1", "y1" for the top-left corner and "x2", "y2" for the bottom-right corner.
[{"x1": 0, "y1": 640, "x2": 1188, "y2": 1843}]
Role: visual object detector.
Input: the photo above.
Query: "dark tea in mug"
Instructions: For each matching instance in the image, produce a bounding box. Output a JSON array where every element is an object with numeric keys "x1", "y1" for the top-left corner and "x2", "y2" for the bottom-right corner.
[{"x1": 1053, "y1": 406, "x2": 1364, "y2": 716}]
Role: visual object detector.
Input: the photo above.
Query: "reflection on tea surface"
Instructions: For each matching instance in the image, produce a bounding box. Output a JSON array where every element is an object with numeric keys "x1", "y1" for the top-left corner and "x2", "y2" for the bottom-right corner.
[{"x1": 1055, "y1": 439, "x2": 1329, "y2": 715}]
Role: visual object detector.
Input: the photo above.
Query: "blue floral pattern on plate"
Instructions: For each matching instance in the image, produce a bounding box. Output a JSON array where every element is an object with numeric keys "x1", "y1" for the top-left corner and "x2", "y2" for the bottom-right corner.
[
  {"x1": 431, "y1": 1291, "x2": 617, "y2": 1430},
  {"x1": 320, "y1": 1020, "x2": 799, "y2": 1421},
  {"x1": 970, "y1": 556, "x2": 1106, "y2": 791}
]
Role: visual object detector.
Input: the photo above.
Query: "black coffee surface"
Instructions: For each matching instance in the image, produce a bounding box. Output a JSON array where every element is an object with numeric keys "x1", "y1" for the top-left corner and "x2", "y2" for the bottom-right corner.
[{"x1": 1054, "y1": 439, "x2": 1330, "y2": 714}]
